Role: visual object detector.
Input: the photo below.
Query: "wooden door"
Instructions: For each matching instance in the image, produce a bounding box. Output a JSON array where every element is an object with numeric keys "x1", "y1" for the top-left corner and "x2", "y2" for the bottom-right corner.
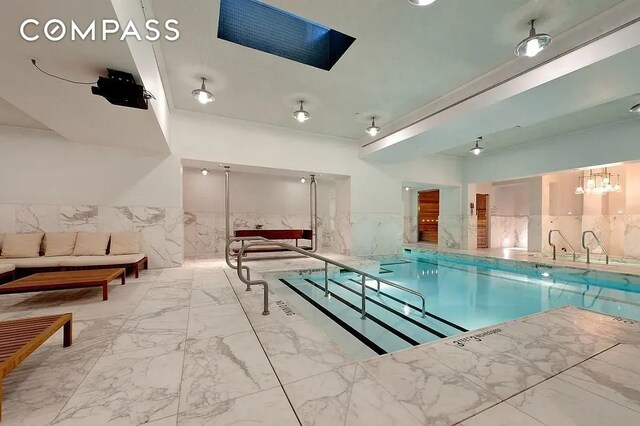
[
  {"x1": 476, "y1": 193, "x2": 488, "y2": 248},
  {"x1": 418, "y1": 191, "x2": 439, "y2": 244}
]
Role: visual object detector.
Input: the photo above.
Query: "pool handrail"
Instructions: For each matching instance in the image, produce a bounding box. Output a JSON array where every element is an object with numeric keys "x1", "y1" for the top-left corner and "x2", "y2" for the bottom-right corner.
[
  {"x1": 231, "y1": 238, "x2": 427, "y2": 319},
  {"x1": 581, "y1": 230, "x2": 609, "y2": 265},
  {"x1": 548, "y1": 230, "x2": 576, "y2": 261}
]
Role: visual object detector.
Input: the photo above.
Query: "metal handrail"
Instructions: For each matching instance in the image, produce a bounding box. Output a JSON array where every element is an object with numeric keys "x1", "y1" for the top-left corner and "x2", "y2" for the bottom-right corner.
[
  {"x1": 581, "y1": 231, "x2": 609, "y2": 265},
  {"x1": 232, "y1": 239, "x2": 427, "y2": 319},
  {"x1": 548, "y1": 230, "x2": 576, "y2": 261}
]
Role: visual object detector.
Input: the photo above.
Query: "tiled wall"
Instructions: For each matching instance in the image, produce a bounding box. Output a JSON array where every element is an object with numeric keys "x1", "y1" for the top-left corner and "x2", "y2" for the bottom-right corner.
[
  {"x1": 0, "y1": 204, "x2": 183, "y2": 269},
  {"x1": 184, "y1": 212, "x2": 335, "y2": 256},
  {"x1": 490, "y1": 216, "x2": 529, "y2": 249}
]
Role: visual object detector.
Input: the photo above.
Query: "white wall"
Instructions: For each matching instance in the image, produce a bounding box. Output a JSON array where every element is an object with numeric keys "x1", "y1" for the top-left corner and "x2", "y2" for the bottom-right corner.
[
  {"x1": 0, "y1": 126, "x2": 181, "y2": 207},
  {"x1": 171, "y1": 110, "x2": 463, "y2": 256}
]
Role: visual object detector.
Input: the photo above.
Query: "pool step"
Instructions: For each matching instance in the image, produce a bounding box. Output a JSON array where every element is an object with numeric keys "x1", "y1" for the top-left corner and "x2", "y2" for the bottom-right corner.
[
  {"x1": 279, "y1": 275, "x2": 459, "y2": 354},
  {"x1": 280, "y1": 278, "x2": 414, "y2": 353}
]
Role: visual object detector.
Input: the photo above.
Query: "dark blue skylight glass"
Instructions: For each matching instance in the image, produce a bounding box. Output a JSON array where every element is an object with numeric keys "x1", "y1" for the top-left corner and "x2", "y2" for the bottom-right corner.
[{"x1": 218, "y1": 0, "x2": 356, "y2": 71}]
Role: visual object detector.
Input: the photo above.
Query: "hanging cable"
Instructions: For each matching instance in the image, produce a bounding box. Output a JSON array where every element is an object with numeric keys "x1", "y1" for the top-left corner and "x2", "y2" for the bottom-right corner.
[{"x1": 31, "y1": 59, "x2": 98, "y2": 85}]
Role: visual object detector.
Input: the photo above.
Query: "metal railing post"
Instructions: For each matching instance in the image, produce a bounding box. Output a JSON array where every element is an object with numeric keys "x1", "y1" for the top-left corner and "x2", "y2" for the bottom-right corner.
[
  {"x1": 361, "y1": 275, "x2": 366, "y2": 319},
  {"x1": 376, "y1": 280, "x2": 380, "y2": 295},
  {"x1": 324, "y1": 262, "x2": 328, "y2": 297}
]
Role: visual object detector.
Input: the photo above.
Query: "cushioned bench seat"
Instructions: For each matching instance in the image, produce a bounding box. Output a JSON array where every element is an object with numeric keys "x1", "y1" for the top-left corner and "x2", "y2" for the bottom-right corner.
[
  {"x1": 59, "y1": 253, "x2": 145, "y2": 267},
  {"x1": 0, "y1": 264, "x2": 15, "y2": 283},
  {"x1": 0, "y1": 257, "x2": 70, "y2": 269}
]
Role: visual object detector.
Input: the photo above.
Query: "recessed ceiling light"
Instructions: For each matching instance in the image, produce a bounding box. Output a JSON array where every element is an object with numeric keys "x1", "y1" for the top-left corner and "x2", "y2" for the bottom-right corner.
[
  {"x1": 293, "y1": 101, "x2": 310, "y2": 123},
  {"x1": 408, "y1": 0, "x2": 436, "y2": 5},
  {"x1": 404, "y1": 186, "x2": 411, "y2": 191},
  {"x1": 470, "y1": 137, "x2": 484, "y2": 156},
  {"x1": 515, "y1": 19, "x2": 552, "y2": 58},
  {"x1": 365, "y1": 117, "x2": 381, "y2": 137},
  {"x1": 630, "y1": 103, "x2": 640, "y2": 113},
  {"x1": 201, "y1": 168, "x2": 209, "y2": 176},
  {"x1": 300, "y1": 177, "x2": 307, "y2": 184}
]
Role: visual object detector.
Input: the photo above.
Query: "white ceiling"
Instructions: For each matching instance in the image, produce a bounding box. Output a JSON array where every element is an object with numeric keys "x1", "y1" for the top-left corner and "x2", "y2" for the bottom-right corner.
[
  {"x1": 0, "y1": 0, "x2": 169, "y2": 152},
  {"x1": 151, "y1": 0, "x2": 625, "y2": 139},
  {"x1": 0, "y1": 97, "x2": 48, "y2": 130},
  {"x1": 440, "y1": 95, "x2": 640, "y2": 158}
]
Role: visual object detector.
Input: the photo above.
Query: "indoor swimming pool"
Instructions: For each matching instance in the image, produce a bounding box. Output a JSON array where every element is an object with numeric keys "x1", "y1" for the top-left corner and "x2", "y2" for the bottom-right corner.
[{"x1": 279, "y1": 254, "x2": 640, "y2": 354}]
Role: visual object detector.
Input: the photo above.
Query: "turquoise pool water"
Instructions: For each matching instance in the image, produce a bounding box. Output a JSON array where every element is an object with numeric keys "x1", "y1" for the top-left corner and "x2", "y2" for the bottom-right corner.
[
  {"x1": 379, "y1": 256, "x2": 640, "y2": 330},
  {"x1": 279, "y1": 254, "x2": 640, "y2": 354}
]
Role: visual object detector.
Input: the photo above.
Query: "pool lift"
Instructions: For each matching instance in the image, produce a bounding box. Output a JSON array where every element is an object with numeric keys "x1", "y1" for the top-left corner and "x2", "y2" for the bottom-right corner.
[{"x1": 223, "y1": 166, "x2": 427, "y2": 318}]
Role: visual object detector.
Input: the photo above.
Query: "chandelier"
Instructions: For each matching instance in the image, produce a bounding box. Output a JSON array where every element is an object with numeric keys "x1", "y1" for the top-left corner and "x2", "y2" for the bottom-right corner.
[{"x1": 575, "y1": 168, "x2": 621, "y2": 195}]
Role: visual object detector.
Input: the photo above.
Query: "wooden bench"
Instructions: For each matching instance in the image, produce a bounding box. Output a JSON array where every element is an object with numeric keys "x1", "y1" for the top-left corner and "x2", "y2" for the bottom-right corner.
[
  {"x1": 233, "y1": 229, "x2": 313, "y2": 253},
  {"x1": 0, "y1": 269, "x2": 125, "y2": 301},
  {"x1": 0, "y1": 313, "x2": 72, "y2": 422}
]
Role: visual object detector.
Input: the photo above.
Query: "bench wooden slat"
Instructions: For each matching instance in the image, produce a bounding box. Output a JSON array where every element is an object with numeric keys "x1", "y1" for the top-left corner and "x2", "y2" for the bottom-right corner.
[{"x1": 0, "y1": 313, "x2": 72, "y2": 422}]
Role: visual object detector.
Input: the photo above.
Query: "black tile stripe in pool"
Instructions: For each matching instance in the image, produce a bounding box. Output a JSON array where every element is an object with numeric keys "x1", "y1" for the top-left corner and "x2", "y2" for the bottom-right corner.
[
  {"x1": 345, "y1": 278, "x2": 468, "y2": 333},
  {"x1": 302, "y1": 278, "x2": 422, "y2": 346},
  {"x1": 279, "y1": 279, "x2": 387, "y2": 355},
  {"x1": 328, "y1": 279, "x2": 448, "y2": 338}
]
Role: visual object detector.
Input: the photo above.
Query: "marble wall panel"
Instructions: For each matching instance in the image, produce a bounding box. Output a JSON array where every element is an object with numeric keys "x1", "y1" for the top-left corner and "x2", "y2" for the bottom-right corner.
[
  {"x1": 97, "y1": 206, "x2": 134, "y2": 233},
  {"x1": 16, "y1": 204, "x2": 59, "y2": 233},
  {"x1": 403, "y1": 216, "x2": 418, "y2": 244},
  {"x1": 60, "y1": 205, "x2": 98, "y2": 232},
  {"x1": 350, "y1": 213, "x2": 403, "y2": 257},
  {"x1": 438, "y1": 215, "x2": 463, "y2": 250}
]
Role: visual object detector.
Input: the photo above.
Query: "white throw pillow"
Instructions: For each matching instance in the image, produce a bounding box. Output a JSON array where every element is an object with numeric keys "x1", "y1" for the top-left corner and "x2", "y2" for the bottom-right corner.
[
  {"x1": 72, "y1": 232, "x2": 110, "y2": 256},
  {"x1": 43, "y1": 232, "x2": 77, "y2": 257},
  {"x1": 0, "y1": 233, "x2": 44, "y2": 258},
  {"x1": 109, "y1": 233, "x2": 140, "y2": 255}
]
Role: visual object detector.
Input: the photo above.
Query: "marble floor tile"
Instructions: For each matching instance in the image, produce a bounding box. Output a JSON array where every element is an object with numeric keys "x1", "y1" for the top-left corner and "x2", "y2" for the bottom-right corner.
[
  {"x1": 179, "y1": 331, "x2": 279, "y2": 412},
  {"x1": 1, "y1": 355, "x2": 100, "y2": 426},
  {"x1": 480, "y1": 323, "x2": 592, "y2": 375},
  {"x1": 422, "y1": 340, "x2": 548, "y2": 400},
  {"x1": 53, "y1": 345, "x2": 184, "y2": 425},
  {"x1": 190, "y1": 287, "x2": 238, "y2": 307},
  {"x1": 128, "y1": 300, "x2": 190, "y2": 331},
  {"x1": 361, "y1": 349, "x2": 500, "y2": 425},
  {"x1": 593, "y1": 343, "x2": 640, "y2": 374},
  {"x1": 507, "y1": 376, "x2": 640, "y2": 426},
  {"x1": 560, "y1": 357, "x2": 640, "y2": 413},
  {"x1": 147, "y1": 415, "x2": 178, "y2": 426},
  {"x1": 145, "y1": 286, "x2": 192, "y2": 301},
  {"x1": 177, "y1": 387, "x2": 299, "y2": 426},
  {"x1": 284, "y1": 364, "x2": 357, "y2": 425},
  {"x1": 105, "y1": 325, "x2": 186, "y2": 356},
  {"x1": 254, "y1": 319, "x2": 353, "y2": 384},
  {"x1": 343, "y1": 365, "x2": 423, "y2": 426},
  {"x1": 460, "y1": 402, "x2": 544, "y2": 426},
  {"x1": 186, "y1": 304, "x2": 252, "y2": 340}
]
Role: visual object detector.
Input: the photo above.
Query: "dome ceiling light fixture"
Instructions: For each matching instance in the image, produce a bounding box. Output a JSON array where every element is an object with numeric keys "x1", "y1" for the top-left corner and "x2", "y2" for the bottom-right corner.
[
  {"x1": 192, "y1": 77, "x2": 215, "y2": 104},
  {"x1": 365, "y1": 117, "x2": 381, "y2": 137},
  {"x1": 630, "y1": 102, "x2": 640, "y2": 113},
  {"x1": 293, "y1": 101, "x2": 311, "y2": 123},
  {"x1": 515, "y1": 19, "x2": 552, "y2": 58},
  {"x1": 470, "y1": 137, "x2": 484, "y2": 156},
  {"x1": 408, "y1": 0, "x2": 437, "y2": 6}
]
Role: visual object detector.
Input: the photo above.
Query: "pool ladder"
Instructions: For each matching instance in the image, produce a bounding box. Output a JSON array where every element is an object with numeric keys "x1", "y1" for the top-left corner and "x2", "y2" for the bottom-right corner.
[
  {"x1": 582, "y1": 230, "x2": 609, "y2": 265},
  {"x1": 548, "y1": 230, "x2": 576, "y2": 261}
]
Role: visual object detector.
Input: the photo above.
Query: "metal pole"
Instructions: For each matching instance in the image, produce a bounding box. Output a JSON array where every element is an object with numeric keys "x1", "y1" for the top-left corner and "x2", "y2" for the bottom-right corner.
[
  {"x1": 310, "y1": 175, "x2": 318, "y2": 253},
  {"x1": 376, "y1": 280, "x2": 380, "y2": 295},
  {"x1": 324, "y1": 262, "x2": 329, "y2": 297},
  {"x1": 587, "y1": 248, "x2": 590, "y2": 264},
  {"x1": 361, "y1": 275, "x2": 366, "y2": 319}
]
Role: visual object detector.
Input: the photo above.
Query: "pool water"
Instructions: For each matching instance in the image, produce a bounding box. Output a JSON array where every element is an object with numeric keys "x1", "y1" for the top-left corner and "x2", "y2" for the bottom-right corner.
[
  {"x1": 278, "y1": 254, "x2": 640, "y2": 354},
  {"x1": 380, "y1": 257, "x2": 640, "y2": 330}
]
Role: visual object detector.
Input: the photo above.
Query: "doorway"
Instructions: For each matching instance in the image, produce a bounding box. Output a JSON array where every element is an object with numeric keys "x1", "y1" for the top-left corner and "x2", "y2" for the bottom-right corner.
[
  {"x1": 476, "y1": 193, "x2": 489, "y2": 248},
  {"x1": 418, "y1": 190, "x2": 439, "y2": 244}
]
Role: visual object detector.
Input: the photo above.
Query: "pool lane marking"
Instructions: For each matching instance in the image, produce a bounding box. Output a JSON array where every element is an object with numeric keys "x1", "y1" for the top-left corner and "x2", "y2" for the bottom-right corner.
[
  {"x1": 279, "y1": 279, "x2": 387, "y2": 355},
  {"x1": 326, "y1": 278, "x2": 448, "y2": 338},
  {"x1": 346, "y1": 278, "x2": 468, "y2": 333}
]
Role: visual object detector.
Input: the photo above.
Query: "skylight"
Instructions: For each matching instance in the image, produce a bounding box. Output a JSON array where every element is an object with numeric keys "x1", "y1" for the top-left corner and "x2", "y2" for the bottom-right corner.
[{"x1": 218, "y1": 0, "x2": 356, "y2": 71}]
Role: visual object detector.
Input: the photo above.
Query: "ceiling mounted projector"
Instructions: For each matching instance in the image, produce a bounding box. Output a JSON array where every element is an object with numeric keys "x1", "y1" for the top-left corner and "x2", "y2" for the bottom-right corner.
[{"x1": 91, "y1": 69, "x2": 150, "y2": 110}]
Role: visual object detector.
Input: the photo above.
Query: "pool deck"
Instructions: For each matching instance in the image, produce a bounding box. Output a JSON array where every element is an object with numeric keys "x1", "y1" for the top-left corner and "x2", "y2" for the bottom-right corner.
[{"x1": 0, "y1": 254, "x2": 638, "y2": 425}]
